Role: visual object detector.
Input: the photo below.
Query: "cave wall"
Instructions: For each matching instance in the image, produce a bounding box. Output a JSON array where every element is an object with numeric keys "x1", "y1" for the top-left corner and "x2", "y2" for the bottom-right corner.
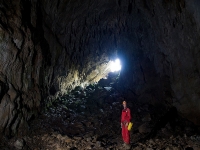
[
  {"x1": 0, "y1": 0, "x2": 43, "y2": 135},
  {"x1": 1, "y1": 0, "x2": 200, "y2": 135},
  {"x1": 41, "y1": 0, "x2": 200, "y2": 125},
  {"x1": 117, "y1": 0, "x2": 200, "y2": 125}
]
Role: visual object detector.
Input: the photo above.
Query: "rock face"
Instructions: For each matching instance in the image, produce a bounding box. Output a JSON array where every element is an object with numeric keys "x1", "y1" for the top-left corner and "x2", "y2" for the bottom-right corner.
[
  {"x1": 0, "y1": 0, "x2": 42, "y2": 135},
  {"x1": 0, "y1": 0, "x2": 200, "y2": 135}
]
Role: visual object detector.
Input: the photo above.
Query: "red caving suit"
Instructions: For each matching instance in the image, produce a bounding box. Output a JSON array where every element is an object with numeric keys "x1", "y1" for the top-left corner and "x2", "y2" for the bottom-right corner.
[{"x1": 121, "y1": 107, "x2": 131, "y2": 144}]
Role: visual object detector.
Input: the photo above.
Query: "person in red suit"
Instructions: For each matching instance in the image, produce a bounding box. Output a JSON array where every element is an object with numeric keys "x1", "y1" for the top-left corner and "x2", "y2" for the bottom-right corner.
[{"x1": 121, "y1": 100, "x2": 131, "y2": 147}]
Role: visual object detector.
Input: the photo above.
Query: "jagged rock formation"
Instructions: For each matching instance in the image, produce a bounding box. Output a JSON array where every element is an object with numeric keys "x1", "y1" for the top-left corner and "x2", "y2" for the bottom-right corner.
[
  {"x1": 1, "y1": 82, "x2": 199, "y2": 149},
  {"x1": 0, "y1": 0, "x2": 200, "y2": 135}
]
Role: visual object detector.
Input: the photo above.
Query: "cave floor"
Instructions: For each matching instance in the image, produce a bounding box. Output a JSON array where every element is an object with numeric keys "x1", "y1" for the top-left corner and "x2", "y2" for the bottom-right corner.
[{"x1": 1, "y1": 81, "x2": 200, "y2": 150}]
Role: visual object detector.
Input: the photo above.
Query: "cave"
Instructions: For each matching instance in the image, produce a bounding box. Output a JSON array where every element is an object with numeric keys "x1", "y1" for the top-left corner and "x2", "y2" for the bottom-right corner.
[{"x1": 0, "y1": 0, "x2": 200, "y2": 149}]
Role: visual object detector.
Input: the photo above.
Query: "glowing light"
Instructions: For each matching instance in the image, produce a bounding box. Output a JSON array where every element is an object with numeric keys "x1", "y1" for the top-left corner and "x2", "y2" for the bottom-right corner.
[{"x1": 110, "y1": 58, "x2": 121, "y2": 72}]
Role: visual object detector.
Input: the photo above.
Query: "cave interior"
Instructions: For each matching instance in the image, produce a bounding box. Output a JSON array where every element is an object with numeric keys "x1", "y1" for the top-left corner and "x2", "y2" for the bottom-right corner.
[{"x1": 0, "y1": 0, "x2": 200, "y2": 149}]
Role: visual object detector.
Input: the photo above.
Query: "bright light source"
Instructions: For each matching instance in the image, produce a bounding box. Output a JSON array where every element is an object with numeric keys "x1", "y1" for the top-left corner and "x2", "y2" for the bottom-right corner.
[{"x1": 110, "y1": 58, "x2": 121, "y2": 72}]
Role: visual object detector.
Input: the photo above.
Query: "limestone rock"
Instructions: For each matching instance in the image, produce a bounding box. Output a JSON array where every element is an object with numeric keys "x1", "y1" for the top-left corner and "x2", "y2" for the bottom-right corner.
[{"x1": 14, "y1": 139, "x2": 24, "y2": 150}]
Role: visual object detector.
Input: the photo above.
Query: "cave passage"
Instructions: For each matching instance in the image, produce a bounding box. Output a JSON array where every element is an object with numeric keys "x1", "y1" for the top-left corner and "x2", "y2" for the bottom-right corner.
[
  {"x1": 1, "y1": 0, "x2": 200, "y2": 149},
  {"x1": 2, "y1": 72, "x2": 200, "y2": 149}
]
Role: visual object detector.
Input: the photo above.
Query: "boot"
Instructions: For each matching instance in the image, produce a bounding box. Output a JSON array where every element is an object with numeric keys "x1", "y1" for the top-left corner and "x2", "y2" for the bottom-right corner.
[{"x1": 124, "y1": 143, "x2": 131, "y2": 149}]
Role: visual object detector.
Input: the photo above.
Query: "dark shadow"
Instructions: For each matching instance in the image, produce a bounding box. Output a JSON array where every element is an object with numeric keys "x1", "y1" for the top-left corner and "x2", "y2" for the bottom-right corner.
[
  {"x1": 136, "y1": 107, "x2": 178, "y2": 143},
  {"x1": 185, "y1": 147, "x2": 194, "y2": 150},
  {"x1": 128, "y1": 2, "x2": 132, "y2": 14},
  {"x1": 148, "y1": 106, "x2": 178, "y2": 138}
]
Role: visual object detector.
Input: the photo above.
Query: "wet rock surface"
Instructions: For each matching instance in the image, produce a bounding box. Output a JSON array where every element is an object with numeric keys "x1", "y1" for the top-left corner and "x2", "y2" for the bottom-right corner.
[{"x1": 0, "y1": 74, "x2": 200, "y2": 150}]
